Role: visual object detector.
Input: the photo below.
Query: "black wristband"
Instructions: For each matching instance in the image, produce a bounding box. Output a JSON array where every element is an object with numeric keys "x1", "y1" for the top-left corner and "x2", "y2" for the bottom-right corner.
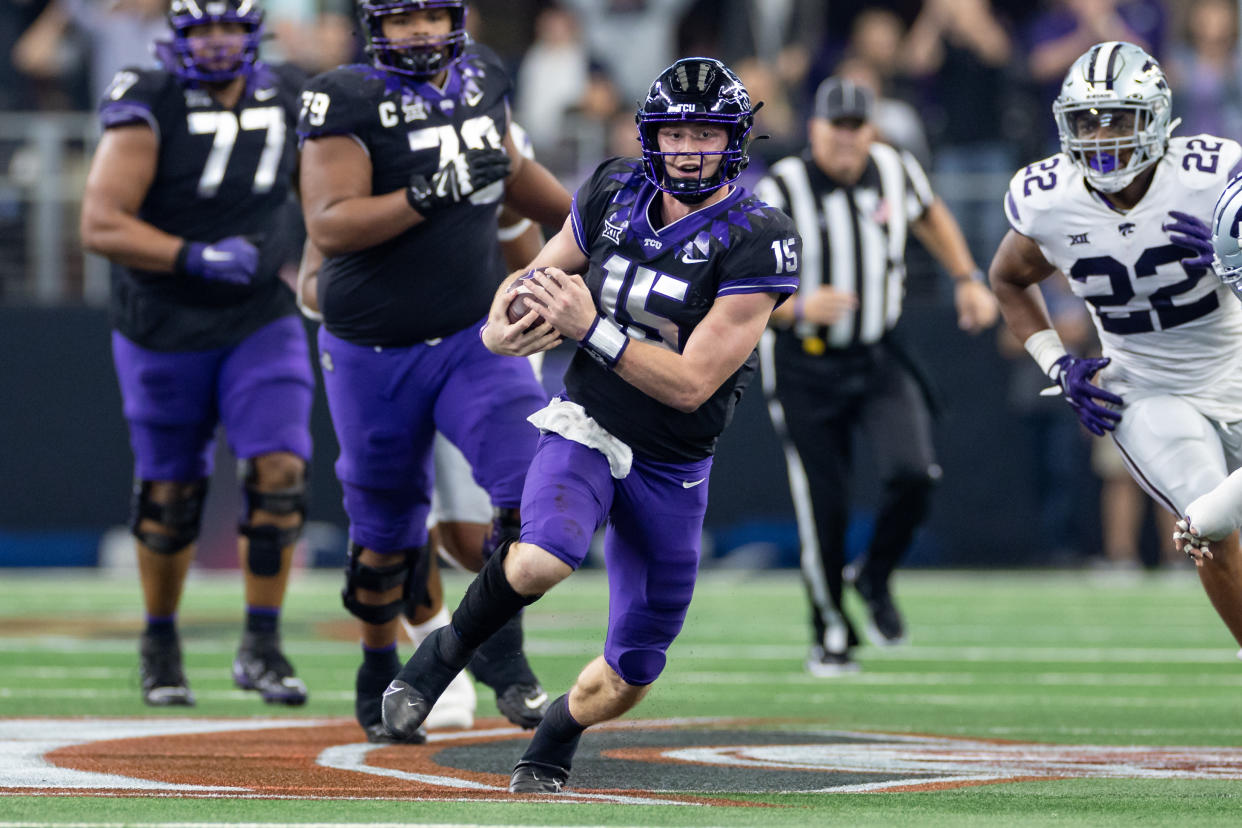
[{"x1": 173, "y1": 241, "x2": 192, "y2": 275}]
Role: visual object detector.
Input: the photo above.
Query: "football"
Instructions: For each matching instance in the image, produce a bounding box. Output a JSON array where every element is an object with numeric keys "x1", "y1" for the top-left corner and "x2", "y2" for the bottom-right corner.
[{"x1": 505, "y1": 271, "x2": 546, "y2": 325}]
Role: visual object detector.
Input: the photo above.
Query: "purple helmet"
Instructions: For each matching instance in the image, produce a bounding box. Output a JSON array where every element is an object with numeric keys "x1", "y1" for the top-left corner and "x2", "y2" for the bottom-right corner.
[
  {"x1": 636, "y1": 57, "x2": 755, "y2": 203},
  {"x1": 356, "y1": 0, "x2": 469, "y2": 81},
  {"x1": 159, "y1": 0, "x2": 265, "y2": 84}
]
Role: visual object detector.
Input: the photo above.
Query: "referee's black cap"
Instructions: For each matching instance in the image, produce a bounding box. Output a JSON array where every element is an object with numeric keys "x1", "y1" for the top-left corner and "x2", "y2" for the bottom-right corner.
[{"x1": 813, "y1": 76, "x2": 873, "y2": 122}]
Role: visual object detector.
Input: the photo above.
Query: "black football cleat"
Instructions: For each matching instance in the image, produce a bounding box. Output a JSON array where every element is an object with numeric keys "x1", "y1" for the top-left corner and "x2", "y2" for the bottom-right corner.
[
  {"x1": 855, "y1": 579, "x2": 907, "y2": 646},
  {"x1": 495, "y1": 682, "x2": 550, "y2": 729},
  {"x1": 363, "y1": 720, "x2": 426, "y2": 744},
  {"x1": 381, "y1": 679, "x2": 434, "y2": 741},
  {"x1": 232, "y1": 632, "x2": 308, "y2": 705},
  {"x1": 509, "y1": 761, "x2": 569, "y2": 794},
  {"x1": 139, "y1": 631, "x2": 195, "y2": 707}
]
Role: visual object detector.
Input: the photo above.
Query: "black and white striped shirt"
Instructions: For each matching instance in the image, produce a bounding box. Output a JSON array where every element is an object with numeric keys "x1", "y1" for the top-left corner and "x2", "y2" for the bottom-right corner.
[{"x1": 755, "y1": 144, "x2": 934, "y2": 347}]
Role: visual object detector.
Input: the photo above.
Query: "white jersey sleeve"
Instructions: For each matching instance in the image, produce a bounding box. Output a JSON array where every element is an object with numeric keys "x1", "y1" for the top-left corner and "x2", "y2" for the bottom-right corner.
[{"x1": 1004, "y1": 136, "x2": 1242, "y2": 421}]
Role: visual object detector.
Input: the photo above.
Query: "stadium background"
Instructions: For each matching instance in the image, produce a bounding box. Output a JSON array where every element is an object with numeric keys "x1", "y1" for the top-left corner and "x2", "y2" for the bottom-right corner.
[{"x1": 0, "y1": 0, "x2": 1205, "y2": 571}]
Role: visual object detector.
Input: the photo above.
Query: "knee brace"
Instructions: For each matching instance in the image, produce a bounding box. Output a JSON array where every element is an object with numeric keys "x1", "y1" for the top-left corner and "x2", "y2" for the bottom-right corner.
[
  {"x1": 239, "y1": 459, "x2": 307, "y2": 577},
  {"x1": 341, "y1": 541, "x2": 427, "y2": 625},
  {"x1": 129, "y1": 479, "x2": 207, "y2": 554}
]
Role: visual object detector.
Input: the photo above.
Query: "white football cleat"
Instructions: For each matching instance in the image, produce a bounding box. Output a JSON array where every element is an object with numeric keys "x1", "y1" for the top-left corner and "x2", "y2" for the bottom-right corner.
[{"x1": 422, "y1": 666, "x2": 476, "y2": 730}]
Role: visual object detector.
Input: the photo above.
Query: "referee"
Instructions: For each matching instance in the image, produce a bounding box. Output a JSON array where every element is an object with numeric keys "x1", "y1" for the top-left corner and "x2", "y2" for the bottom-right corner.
[{"x1": 755, "y1": 75, "x2": 997, "y2": 675}]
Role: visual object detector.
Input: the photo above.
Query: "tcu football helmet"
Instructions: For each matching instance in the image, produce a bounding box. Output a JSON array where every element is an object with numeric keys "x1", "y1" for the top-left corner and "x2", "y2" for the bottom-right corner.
[
  {"x1": 1211, "y1": 174, "x2": 1242, "y2": 291},
  {"x1": 636, "y1": 57, "x2": 755, "y2": 203},
  {"x1": 160, "y1": 0, "x2": 264, "y2": 84},
  {"x1": 356, "y1": 0, "x2": 468, "y2": 80},
  {"x1": 1053, "y1": 41, "x2": 1180, "y2": 193}
]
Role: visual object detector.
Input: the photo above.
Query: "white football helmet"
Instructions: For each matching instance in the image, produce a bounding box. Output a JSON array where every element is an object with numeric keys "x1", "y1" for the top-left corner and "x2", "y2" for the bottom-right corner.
[
  {"x1": 1211, "y1": 174, "x2": 1242, "y2": 291},
  {"x1": 1053, "y1": 41, "x2": 1180, "y2": 193}
]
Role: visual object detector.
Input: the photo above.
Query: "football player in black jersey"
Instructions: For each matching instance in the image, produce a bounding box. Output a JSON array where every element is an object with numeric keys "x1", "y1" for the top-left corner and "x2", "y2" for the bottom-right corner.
[
  {"x1": 297, "y1": 0, "x2": 571, "y2": 742},
  {"x1": 80, "y1": 0, "x2": 313, "y2": 708},
  {"x1": 382, "y1": 57, "x2": 801, "y2": 793}
]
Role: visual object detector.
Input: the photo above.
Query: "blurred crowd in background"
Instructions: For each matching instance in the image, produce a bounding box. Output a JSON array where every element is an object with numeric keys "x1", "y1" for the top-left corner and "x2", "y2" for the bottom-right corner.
[{"x1": 4, "y1": 0, "x2": 1240, "y2": 571}]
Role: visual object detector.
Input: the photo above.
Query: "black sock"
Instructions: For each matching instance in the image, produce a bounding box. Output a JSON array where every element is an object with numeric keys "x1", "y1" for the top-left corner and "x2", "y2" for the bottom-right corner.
[
  {"x1": 362, "y1": 642, "x2": 399, "y2": 671},
  {"x1": 519, "y1": 694, "x2": 585, "y2": 771},
  {"x1": 468, "y1": 612, "x2": 538, "y2": 691},
  {"x1": 450, "y1": 541, "x2": 541, "y2": 651},
  {"x1": 145, "y1": 614, "x2": 176, "y2": 639},
  {"x1": 245, "y1": 605, "x2": 279, "y2": 635}
]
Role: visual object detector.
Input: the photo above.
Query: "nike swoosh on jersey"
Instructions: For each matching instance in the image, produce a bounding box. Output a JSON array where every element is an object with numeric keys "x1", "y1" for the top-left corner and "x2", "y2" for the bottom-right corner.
[
  {"x1": 524, "y1": 692, "x2": 548, "y2": 709},
  {"x1": 253, "y1": 88, "x2": 277, "y2": 101},
  {"x1": 682, "y1": 478, "x2": 706, "y2": 488},
  {"x1": 681, "y1": 256, "x2": 710, "y2": 264},
  {"x1": 202, "y1": 248, "x2": 234, "y2": 262}
]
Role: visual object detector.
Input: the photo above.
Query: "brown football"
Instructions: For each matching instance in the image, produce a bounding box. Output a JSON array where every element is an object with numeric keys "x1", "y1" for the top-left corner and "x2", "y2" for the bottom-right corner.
[{"x1": 505, "y1": 272, "x2": 545, "y2": 325}]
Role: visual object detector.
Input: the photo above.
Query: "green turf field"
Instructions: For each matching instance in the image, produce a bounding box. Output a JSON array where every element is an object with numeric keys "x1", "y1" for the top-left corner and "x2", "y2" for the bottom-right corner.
[{"x1": 2, "y1": 565, "x2": 1242, "y2": 826}]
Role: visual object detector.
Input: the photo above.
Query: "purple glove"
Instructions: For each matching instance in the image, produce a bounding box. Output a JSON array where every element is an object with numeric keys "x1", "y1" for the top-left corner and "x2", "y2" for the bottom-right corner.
[
  {"x1": 177, "y1": 236, "x2": 258, "y2": 285},
  {"x1": 1165, "y1": 210, "x2": 1214, "y2": 270},
  {"x1": 1046, "y1": 355, "x2": 1123, "y2": 436}
]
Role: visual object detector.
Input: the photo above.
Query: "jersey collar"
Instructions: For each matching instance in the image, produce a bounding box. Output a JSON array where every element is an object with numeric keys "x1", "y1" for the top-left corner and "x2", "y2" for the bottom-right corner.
[{"x1": 630, "y1": 178, "x2": 747, "y2": 247}]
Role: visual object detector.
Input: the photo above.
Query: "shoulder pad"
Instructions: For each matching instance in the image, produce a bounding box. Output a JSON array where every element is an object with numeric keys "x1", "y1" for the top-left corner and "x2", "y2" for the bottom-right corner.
[
  {"x1": 97, "y1": 66, "x2": 174, "y2": 129},
  {"x1": 582, "y1": 156, "x2": 645, "y2": 200},
  {"x1": 462, "y1": 41, "x2": 507, "y2": 74},
  {"x1": 297, "y1": 65, "x2": 383, "y2": 140},
  {"x1": 1004, "y1": 153, "x2": 1074, "y2": 236},
  {"x1": 718, "y1": 196, "x2": 801, "y2": 296},
  {"x1": 1167, "y1": 135, "x2": 1242, "y2": 191}
]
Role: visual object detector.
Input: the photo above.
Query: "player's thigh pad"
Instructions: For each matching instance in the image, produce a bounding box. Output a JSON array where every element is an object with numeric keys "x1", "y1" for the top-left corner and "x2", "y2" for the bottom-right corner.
[
  {"x1": 603, "y1": 453, "x2": 712, "y2": 686},
  {"x1": 318, "y1": 329, "x2": 438, "y2": 549},
  {"x1": 435, "y1": 328, "x2": 546, "y2": 508},
  {"x1": 429, "y1": 431, "x2": 493, "y2": 526},
  {"x1": 317, "y1": 327, "x2": 438, "y2": 490},
  {"x1": 219, "y1": 316, "x2": 314, "y2": 462},
  {"x1": 1113, "y1": 394, "x2": 1228, "y2": 514},
  {"x1": 520, "y1": 433, "x2": 614, "y2": 569},
  {"x1": 112, "y1": 331, "x2": 221, "y2": 479}
]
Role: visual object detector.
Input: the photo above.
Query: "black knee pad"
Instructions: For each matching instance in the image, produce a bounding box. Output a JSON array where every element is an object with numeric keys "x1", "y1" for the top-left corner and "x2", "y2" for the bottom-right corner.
[
  {"x1": 129, "y1": 479, "x2": 208, "y2": 554},
  {"x1": 239, "y1": 459, "x2": 307, "y2": 577},
  {"x1": 341, "y1": 541, "x2": 428, "y2": 625}
]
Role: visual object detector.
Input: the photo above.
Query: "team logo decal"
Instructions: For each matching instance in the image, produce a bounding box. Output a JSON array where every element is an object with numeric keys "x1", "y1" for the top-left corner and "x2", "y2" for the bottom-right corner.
[{"x1": 10, "y1": 719, "x2": 1242, "y2": 801}]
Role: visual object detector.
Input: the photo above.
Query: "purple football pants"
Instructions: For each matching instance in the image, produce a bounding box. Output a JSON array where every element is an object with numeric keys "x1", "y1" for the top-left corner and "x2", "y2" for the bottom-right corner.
[
  {"x1": 318, "y1": 323, "x2": 546, "y2": 553},
  {"x1": 111, "y1": 316, "x2": 314, "y2": 481},
  {"x1": 521, "y1": 432, "x2": 713, "y2": 685}
]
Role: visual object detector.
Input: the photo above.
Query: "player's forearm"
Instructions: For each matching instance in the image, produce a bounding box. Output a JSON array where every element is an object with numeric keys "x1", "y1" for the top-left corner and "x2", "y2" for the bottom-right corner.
[
  {"x1": 504, "y1": 159, "x2": 571, "y2": 228},
  {"x1": 80, "y1": 206, "x2": 183, "y2": 273},
  {"x1": 914, "y1": 200, "x2": 977, "y2": 280},
  {"x1": 305, "y1": 190, "x2": 421, "y2": 256},
  {"x1": 991, "y1": 278, "x2": 1055, "y2": 344},
  {"x1": 611, "y1": 340, "x2": 722, "y2": 413}
]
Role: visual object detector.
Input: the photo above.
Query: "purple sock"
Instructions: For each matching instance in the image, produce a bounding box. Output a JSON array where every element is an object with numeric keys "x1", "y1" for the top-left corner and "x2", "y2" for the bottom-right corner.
[{"x1": 246, "y1": 605, "x2": 279, "y2": 635}]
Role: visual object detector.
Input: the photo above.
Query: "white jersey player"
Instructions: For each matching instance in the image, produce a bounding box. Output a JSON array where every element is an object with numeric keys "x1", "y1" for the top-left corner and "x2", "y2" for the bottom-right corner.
[{"x1": 990, "y1": 41, "x2": 1242, "y2": 649}]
